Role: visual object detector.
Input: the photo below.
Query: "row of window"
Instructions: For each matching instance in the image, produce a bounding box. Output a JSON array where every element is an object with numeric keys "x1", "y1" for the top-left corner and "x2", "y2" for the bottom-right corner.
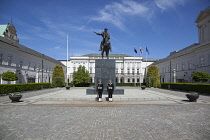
[
  {"x1": 89, "y1": 77, "x2": 142, "y2": 83},
  {"x1": 71, "y1": 61, "x2": 142, "y2": 66},
  {"x1": 160, "y1": 56, "x2": 210, "y2": 73},
  {"x1": 0, "y1": 53, "x2": 52, "y2": 72},
  {"x1": 73, "y1": 66, "x2": 142, "y2": 74},
  {"x1": 116, "y1": 69, "x2": 141, "y2": 74},
  {"x1": 0, "y1": 54, "x2": 12, "y2": 66},
  {"x1": 72, "y1": 61, "x2": 87, "y2": 64}
]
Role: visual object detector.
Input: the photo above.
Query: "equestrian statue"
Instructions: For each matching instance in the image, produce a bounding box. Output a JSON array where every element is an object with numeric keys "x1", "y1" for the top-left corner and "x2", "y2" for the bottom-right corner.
[{"x1": 94, "y1": 28, "x2": 112, "y2": 59}]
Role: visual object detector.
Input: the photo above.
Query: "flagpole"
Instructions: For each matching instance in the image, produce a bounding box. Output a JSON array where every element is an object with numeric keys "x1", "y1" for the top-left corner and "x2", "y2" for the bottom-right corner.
[
  {"x1": 139, "y1": 46, "x2": 142, "y2": 86},
  {"x1": 140, "y1": 57, "x2": 142, "y2": 86},
  {"x1": 134, "y1": 46, "x2": 136, "y2": 86},
  {"x1": 139, "y1": 46, "x2": 141, "y2": 57},
  {"x1": 145, "y1": 46, "x2": 148, "y2": 84},
  {"x1": 66, "y1": 34, "x2": 68, "y2": 87},
  {"x1": 139, "y1": 46, "x2": 141, "y2": 86}
]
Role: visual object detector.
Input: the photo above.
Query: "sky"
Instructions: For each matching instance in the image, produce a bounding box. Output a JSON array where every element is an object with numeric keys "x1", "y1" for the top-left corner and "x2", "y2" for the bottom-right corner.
[{"x1": 0, "y1": 0, "x2": 209, "y2": 60}]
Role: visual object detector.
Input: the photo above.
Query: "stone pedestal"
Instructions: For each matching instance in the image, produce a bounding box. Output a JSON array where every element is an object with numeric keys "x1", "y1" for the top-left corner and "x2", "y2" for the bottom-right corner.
[
  {"x1": 86, "y1": 59, "x2": 124, "y2": 95},
  {"x1": 95, "y1": 59, "x2": 116, "y2": 88}
]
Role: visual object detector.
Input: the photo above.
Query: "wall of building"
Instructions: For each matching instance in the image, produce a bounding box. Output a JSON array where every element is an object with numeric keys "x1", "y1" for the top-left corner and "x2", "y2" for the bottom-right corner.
[
  {"x1": 196, "y1": 7, "x2": 210, "y2": 44},
  {"x1": 60, "y1": 54, "x2": 156, "y2": 84},
  {"x1": 0, "y1": 37, "x2": 66, "y2": 84},
  {"x1": 154, "y1": 43, "x2": 210, "y2": 83},
  {"x1": 153, "y1": 7, "x2": 210, "y2": 83}
]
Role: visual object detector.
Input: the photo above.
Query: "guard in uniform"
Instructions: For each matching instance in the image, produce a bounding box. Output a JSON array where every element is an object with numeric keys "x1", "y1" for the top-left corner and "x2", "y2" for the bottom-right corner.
[
  {"x1": 97, "y1": 80, "x2": 103, "y2": 102},
  {"x1": 107, "y1": 80, "x2": 114, "y2": 102}
]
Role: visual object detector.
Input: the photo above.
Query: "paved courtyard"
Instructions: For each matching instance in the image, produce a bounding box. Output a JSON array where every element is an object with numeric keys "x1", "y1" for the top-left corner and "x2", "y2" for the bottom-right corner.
[{"x1": 0, "y1": 87, "x2": 210, "y2": 140}]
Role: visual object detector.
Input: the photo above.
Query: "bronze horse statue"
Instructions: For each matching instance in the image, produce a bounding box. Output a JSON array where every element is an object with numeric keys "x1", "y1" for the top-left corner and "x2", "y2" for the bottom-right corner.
[
  {"x1": 101, "y1": 38, "x2": 111, "y2": 59},
  {"x1": 94, "y1": 28, "x2": 112, "y2": 59}
]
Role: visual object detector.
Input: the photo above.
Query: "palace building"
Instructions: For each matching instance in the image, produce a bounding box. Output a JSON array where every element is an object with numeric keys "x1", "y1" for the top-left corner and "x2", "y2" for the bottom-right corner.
[
  {"x1": 60, "y1": 54, "x2": 157, "y2": 84},
  {"x1": 0, "y1": 22, "x2": 65, "y2": 84},
  {"x1": 152, "y1": 7, "x2": 210, "y2": 83}
]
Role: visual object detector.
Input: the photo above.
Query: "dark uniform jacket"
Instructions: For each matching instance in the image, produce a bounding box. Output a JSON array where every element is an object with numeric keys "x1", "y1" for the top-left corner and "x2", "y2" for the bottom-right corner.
[
  {"x1": 97, "y1": 83, "x2": 103, "y2": 92},
  {"x1": 107, "y1": 83, "x2": 114, "y2": 92}
]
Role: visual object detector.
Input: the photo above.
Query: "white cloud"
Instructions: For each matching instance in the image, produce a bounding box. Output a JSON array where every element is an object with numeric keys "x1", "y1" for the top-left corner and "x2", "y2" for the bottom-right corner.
[
  {"x1": 154, "y1": 0, "x2": 186, "y2": 10},
  {"x1": 91, "y1": 0, "x2": 149, "y2": 30},
  {"x1": 18, "y1": 34, "x2": 33, "y2": 40},
  {"x1": 53, "y1": 46, "x2": 61, "y2": 49}
]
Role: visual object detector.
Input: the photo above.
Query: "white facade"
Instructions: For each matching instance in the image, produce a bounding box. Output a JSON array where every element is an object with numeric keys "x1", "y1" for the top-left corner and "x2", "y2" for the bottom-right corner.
[
  {"x1": 60, "y1": 54, "x2": 156, "y2": 84},
  {"x1": 152, "y1": 7, "x2": 210, "y2": 83},
  {"x1": 0, "y1": 23, "x2": 66, "y2": 84}
]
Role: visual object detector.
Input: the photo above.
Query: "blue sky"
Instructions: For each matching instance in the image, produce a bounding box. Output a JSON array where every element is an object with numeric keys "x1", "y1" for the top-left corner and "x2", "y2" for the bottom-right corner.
[{"x1": 0, "y1": 0, "x2": 209, "y2": 60}]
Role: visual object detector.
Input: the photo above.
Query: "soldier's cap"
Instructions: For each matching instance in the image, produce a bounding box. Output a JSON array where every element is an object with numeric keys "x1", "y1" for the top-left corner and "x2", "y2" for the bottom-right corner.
[{"x1": 104, "y1": 28, "x2": 108, "y2": 30}]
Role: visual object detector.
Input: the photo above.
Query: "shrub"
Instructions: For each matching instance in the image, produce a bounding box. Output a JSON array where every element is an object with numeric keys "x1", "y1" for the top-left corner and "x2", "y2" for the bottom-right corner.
[
  {"x1": 72, "y1": 65, "x2": 90, "y2": 87},
  {"x1": 161, "y1": 83, "x2": 210, "y2": 94},
  {"x1": 2, "y1": 71, "x2": 18, "y2": 81},
  {"x1": 52, "y1": 65, "x2": 65, "y2": 87},
  {"x1": 192, "y1": 71, "x2": 210, "y2": 83},
  {"x1": 146, "y1": 65, "x2": 160, "y2": 88},
  {"x1": 116, "y1": 83, "x2": 141, "y2": 86},
  {"x1": 0, "y1": 83, "x2": 52, "y2": 95}
]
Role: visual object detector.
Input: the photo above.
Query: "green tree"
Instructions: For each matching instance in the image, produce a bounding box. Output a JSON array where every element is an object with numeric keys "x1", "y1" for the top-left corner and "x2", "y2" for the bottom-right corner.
[
  {"x1": 192, "y1": 71, "x2": 210, "y2": 83},
  {"x1": 146, "y1": 65, "x2": 160, "y2": 87},
  {"x1": 2, "y1": 71, "x2": 18, "y2": 82},
  {"x1": 52, "y1": 65, "x2": 65, "y2": 87},
  {"x1": 72, "y1": 65, "x2": 90, "y2": 87}
]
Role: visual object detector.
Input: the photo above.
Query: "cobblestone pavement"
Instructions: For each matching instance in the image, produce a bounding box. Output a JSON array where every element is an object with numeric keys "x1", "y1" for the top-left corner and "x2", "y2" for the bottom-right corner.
[{"x1": 0, "y1": 88, "x2": 210, "y2": 140}]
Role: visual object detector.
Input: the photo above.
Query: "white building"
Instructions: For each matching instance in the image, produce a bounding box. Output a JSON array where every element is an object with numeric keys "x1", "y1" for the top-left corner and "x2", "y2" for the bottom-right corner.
[
  {"x1": 152, "y1": 7, "x2": 210, "y2": 83},
  {"x1": 0, "y1": 22, "x2": 66, "y2": 84},
  {"x1": 60, "y1": 54, "x2": 157, "y2": 84}
]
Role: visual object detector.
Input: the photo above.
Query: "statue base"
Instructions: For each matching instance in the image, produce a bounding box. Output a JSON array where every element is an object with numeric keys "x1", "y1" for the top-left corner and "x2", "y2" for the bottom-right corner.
[
  {"x1": 86, "y1": 87, "x2": 124, "y2": 95},
  {"x1": 86, "y1": 59, "x2": 124, "y2": 95}
]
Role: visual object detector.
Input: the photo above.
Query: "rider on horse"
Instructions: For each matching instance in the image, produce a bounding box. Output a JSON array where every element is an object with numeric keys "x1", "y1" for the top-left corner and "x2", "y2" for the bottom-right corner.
[{"x1": 94, "y1": 28, "x2": 112, "y2": 52}]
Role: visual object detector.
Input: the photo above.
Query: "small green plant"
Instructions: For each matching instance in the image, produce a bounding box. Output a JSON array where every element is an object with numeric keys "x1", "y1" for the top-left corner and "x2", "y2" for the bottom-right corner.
[
  {"x1": 141, "y1": 85, "x2": 146, "y2": 90},
  {"x1": 2, "y1": 71, "x2": 18, "y2": 81},
  {"x1": 192, "y1": 71, "x2": 210, "y2": 83},
  {"x1": 187, "y1": 92, "x2": 198, "y2": 95},
  {"x1": 9, "y1": 92, "x2": 22, "y2": 96}
]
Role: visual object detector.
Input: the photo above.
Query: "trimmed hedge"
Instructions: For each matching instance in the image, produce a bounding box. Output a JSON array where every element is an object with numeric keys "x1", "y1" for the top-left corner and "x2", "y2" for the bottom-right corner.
[
  {"x1": 0, "y1": 83, "x2": 52, "y2": 95},
  {"x1": 161, "y1": 83, "x2": 210, "y2": 94},
  {"x1": 116, "y1": 83, "x2": 141, "y2": 87},
  {"x1": 88, "y1": 83, "x2": 142, "y2": 87}
]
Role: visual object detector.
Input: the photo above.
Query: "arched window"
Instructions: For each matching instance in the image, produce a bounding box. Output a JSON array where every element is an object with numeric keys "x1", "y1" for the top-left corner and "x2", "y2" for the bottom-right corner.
[{"x1": 120, "y1": 78, "x2": 123, "y2": 83}]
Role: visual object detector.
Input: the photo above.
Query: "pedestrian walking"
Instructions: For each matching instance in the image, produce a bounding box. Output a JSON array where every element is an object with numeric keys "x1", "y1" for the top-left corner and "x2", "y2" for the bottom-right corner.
[
  {"x1": 107, "y1": 80, "x2": 114, "y2": 102},
  {"x1": 97, "y1": 80, "x2": 103, "y2": 102}
]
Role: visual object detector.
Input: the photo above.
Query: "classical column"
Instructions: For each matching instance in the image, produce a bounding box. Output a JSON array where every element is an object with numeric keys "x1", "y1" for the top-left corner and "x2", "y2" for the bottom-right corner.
[
  {"x1": 92, "y1": 76, "x2": 94, "y2": 83},
  {"x1": 35, "y1": 68, "x2": 39, "y2": 83},
  {"x1": 124, "y1": 75, "x2": 127, "y2": 83},
  {"x1": 118, "y1": 76, "x2": 121, "y2": 83},
  {"x1": 135, "y1": 75, "x2": 137, "y2": 83},
  {"x1": 173, "y1": 69, "x2": 176, "y2": 83}
]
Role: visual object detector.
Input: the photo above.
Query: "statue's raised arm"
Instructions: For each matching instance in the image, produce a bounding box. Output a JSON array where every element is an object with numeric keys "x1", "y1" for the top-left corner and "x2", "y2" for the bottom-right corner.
[{"x1": 94, "y1": 32, "x2": 101, "y2": 36}]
